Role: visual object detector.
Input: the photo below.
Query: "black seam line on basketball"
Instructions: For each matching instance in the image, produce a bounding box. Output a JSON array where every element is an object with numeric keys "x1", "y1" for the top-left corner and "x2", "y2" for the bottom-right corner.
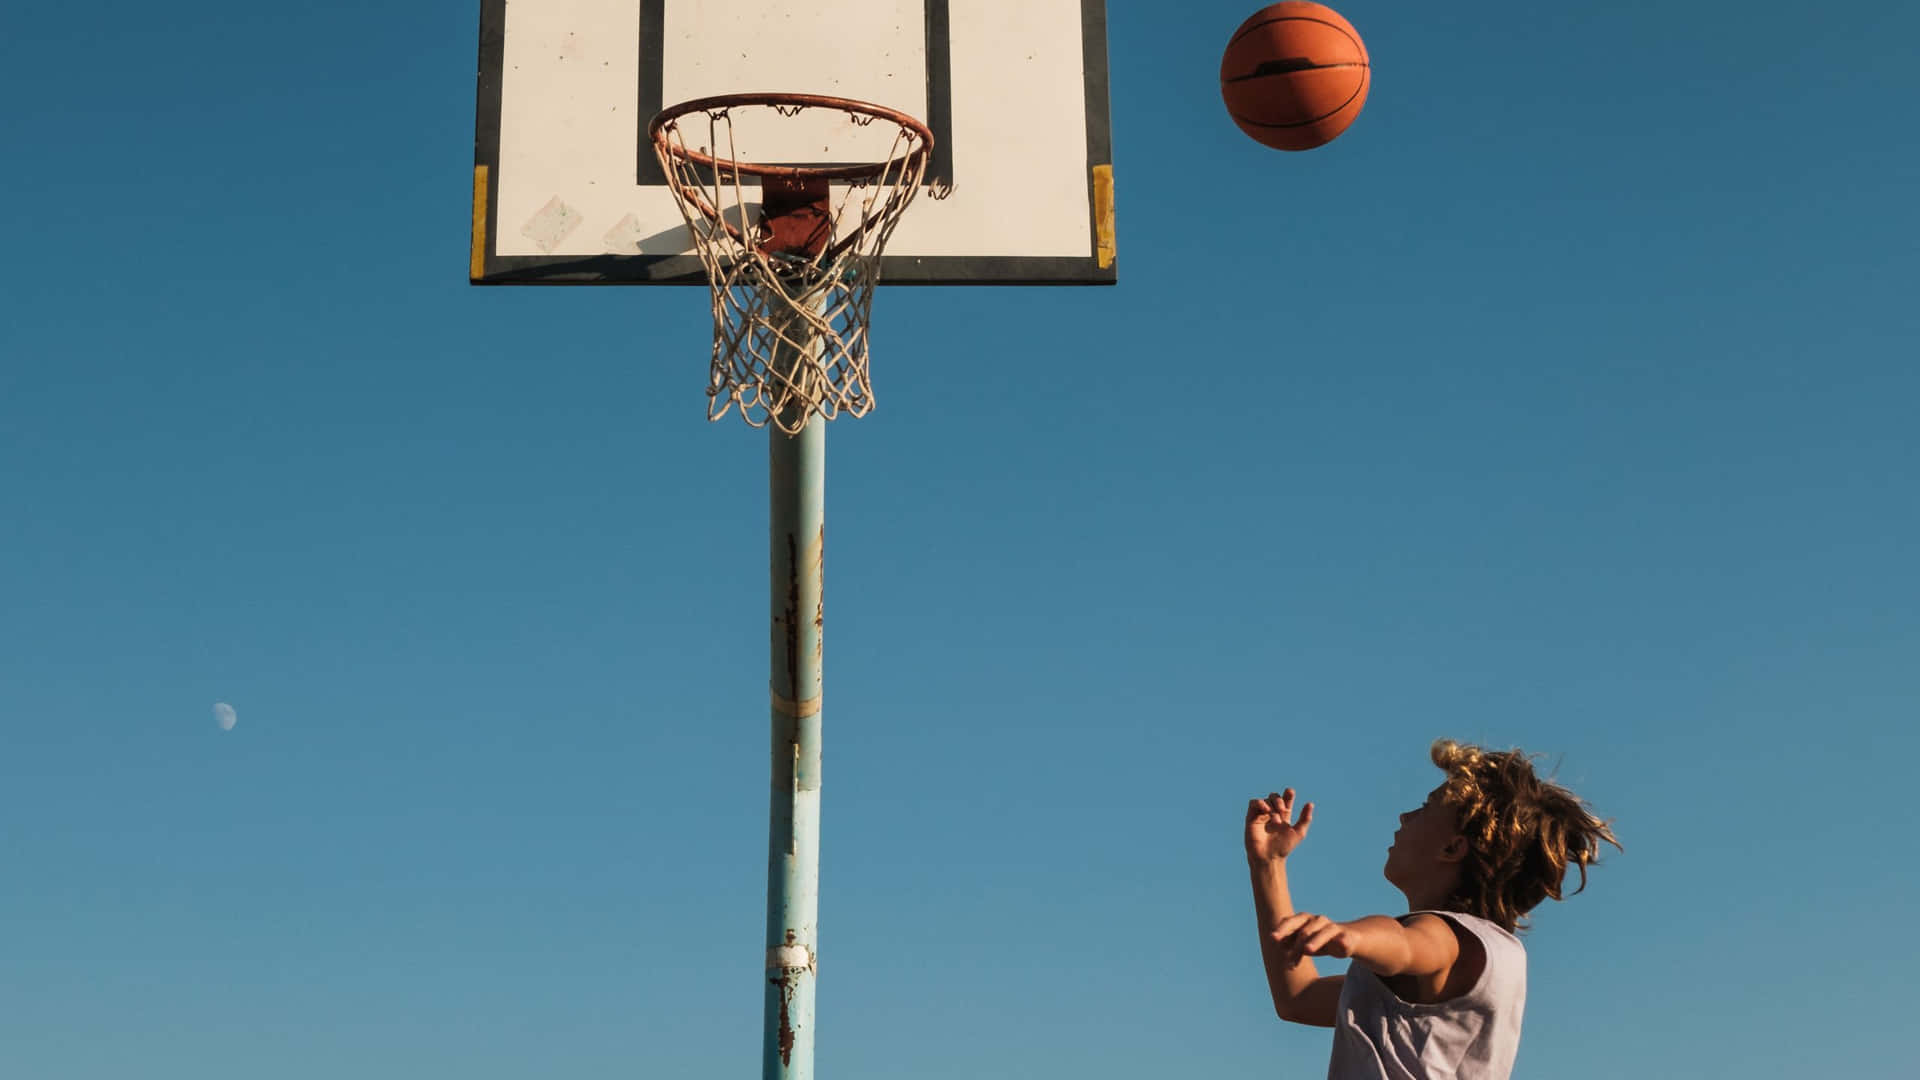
[
  {"x1": 1227, "y1": 16, "x2": 1364, "y2": 56},
  {"x1": 1224, "y1": 60, "x2": 1366, "y2": 83},
  {"x1": 1230, "y1": 67, "x2": 1368, "y2": 128}
]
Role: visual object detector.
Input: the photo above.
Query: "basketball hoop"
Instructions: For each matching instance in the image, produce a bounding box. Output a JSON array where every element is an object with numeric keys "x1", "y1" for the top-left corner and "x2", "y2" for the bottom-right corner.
[{"x1": 650, "y1": 93, "x2": 934, "y2": 434}]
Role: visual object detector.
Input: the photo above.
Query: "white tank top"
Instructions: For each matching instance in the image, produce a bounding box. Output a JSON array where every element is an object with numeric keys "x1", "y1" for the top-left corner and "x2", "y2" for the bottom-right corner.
[{"x1": 1326, "y1": 911, "x2": 1527, "y2": 1080}]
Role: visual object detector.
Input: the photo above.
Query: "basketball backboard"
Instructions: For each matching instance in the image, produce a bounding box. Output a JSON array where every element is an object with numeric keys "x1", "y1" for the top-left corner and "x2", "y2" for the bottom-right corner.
[{"x1": 471, "y1": 0, "x2": 1115, "y2": 286}]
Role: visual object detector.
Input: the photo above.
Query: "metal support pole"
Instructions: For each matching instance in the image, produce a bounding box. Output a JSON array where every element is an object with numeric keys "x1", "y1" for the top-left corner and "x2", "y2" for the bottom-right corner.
[{"x1": 764, "y1": 364, "x2": 825, "y2": 1080}]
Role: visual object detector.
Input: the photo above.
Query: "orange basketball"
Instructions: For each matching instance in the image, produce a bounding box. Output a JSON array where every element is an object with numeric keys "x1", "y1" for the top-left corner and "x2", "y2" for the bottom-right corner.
[{"x1": 1220, "y1": 2, "x2": 1370, "y2": 151}]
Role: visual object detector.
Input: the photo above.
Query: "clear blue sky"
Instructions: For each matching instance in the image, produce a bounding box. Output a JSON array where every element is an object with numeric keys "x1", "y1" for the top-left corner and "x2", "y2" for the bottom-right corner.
[{"x1": 4, "y1": 2, "x2": 1916, "y2": 1077}]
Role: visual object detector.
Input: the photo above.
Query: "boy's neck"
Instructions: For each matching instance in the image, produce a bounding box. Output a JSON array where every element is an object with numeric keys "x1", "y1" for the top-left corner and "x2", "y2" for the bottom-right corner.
[{"x1": 1397, "y1": 877, "x2": 1461, "y2": 913}]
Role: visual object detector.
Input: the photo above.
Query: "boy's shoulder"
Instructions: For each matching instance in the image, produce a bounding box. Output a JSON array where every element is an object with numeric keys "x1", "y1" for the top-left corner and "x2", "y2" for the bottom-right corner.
[{"x1": 1402, "y1": 909, "x2": 1524, "y2": 948}]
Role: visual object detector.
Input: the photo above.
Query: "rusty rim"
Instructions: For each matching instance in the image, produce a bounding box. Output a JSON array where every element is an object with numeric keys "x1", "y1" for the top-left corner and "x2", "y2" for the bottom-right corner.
[{"x1": 649, "y1": 92, "x2": 934, "y2": 182}]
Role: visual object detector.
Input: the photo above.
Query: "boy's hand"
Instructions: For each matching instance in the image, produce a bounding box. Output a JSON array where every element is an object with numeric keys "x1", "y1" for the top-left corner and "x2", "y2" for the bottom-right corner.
[
  {"x1": 1269, "y1": 912, "x2": 1363, "y2": 968},
  {"x1": 1244, "y1": 789, "x2": 1314, "y2": 863}
]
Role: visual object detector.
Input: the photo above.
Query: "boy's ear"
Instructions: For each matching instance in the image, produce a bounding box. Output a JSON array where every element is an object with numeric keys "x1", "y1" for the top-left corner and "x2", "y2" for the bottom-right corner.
[{"x1": 1438, "y1": 834, "x2": 1469, "y2": 864}]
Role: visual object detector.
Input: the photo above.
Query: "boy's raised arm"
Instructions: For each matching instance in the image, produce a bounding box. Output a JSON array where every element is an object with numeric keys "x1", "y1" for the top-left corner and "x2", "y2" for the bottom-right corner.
[{"x1": 1246, "y1": 791, "x2": 1345, "y2": 1027}]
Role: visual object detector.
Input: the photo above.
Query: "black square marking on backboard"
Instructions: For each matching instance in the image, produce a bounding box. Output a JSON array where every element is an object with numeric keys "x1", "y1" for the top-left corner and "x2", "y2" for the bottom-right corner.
[{"x1": 632, "y1": 0, "x2": 956, "y2": 191}]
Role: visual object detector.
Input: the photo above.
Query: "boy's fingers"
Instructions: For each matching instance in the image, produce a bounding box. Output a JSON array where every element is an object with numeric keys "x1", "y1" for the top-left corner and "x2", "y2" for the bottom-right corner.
[
  {"x1": 1247, "y1": 798, "x2": 1267, "y2": 823},
  {"x1": 1297, "y1": 802, "x2": 1315, "y2": 830},
  {"x1": 1275, "y1": 913, "x2": 1321, "y2": 944},
  {"x1": 1269, "y1": 913, "x2": 1310, "y2": 938},
  {"x1": 1304, "y1": 923, "x2": 1343, "y2": 954},
  {"x1": 1288, "y1": 923, "x2": 1323, "y2": 964}
]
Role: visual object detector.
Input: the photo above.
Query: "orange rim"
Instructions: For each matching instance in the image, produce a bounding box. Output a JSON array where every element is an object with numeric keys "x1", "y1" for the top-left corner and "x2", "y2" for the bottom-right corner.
[{"x1": 649, "y1": 93, "x2": 933, "y2": 182}]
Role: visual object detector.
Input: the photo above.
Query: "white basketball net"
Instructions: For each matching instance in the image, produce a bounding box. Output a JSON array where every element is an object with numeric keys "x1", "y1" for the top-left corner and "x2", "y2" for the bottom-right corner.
[{"x1": 653, "y1": 101, "x2": 932, "y2": 435}]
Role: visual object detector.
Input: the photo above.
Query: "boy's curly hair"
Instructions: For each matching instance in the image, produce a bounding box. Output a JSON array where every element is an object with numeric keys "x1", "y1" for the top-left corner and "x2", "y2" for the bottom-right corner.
[{"x1": 1430, "y1": 739, "x2": 1620, "y2": 933}]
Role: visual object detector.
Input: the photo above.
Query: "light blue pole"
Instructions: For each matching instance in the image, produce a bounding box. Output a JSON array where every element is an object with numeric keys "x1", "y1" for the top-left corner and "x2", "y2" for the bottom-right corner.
[{"x1": 765, "y1": 400, "x2": 824, "y2": 1079}]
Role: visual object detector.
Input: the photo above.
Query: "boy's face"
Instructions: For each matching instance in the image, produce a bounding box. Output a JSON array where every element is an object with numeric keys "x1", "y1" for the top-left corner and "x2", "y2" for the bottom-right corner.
[{"x1": 1384, "y1": 785, "x2": 1466, "y2": 885}]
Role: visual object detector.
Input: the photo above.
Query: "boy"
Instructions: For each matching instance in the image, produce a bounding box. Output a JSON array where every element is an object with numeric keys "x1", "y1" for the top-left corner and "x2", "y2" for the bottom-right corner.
[{"x1": 1245, "y1": 740, "x2": 1618, "y2": 1079}]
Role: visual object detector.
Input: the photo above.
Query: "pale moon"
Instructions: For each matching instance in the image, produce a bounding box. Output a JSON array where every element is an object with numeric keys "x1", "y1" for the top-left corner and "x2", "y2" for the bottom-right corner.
[{"x1": 214, "y1": 702, "x2": 237, "y2": 732}]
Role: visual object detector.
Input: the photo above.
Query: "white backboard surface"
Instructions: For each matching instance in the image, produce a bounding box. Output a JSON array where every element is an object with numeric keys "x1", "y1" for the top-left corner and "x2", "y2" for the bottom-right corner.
[{"x1": 472, "y1": 0, "x2": 1114, "y2": 285}]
